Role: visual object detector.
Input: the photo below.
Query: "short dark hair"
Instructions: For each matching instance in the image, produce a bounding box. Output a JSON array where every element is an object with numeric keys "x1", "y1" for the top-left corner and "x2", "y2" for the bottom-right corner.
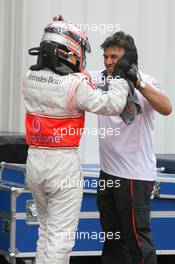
[{"x1": 100, "y1": 31, "x2": 136, "y2": 51}]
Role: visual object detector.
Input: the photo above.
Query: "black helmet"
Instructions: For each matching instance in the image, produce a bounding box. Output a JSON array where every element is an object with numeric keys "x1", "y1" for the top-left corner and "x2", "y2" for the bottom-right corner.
[{"x1": 29, "y1": 20, "x2": 91, "y2": 75}]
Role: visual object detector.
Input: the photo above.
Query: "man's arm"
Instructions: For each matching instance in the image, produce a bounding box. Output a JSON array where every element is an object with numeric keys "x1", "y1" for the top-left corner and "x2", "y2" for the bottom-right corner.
[
  {"x1": 75, "y1": 78, "x2": 129, "y2": 116},
  {"x1": 136, "y1": 80, "x2": 172, "y2": 116},
  {"x1": 126, "y1": 65, "x2": 172, "y2": 115}
]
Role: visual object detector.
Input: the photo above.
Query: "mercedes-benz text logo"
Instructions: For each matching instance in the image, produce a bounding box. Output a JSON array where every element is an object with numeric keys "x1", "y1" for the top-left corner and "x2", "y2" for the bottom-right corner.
[{"x1": 32, "y1": 117, "x2": 41, "y2": 133}]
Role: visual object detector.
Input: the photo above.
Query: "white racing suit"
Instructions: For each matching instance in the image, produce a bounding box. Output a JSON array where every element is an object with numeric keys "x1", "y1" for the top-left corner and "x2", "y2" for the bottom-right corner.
[{"x1": 22, "y1": 68, "x2": 129, "y2": 264}]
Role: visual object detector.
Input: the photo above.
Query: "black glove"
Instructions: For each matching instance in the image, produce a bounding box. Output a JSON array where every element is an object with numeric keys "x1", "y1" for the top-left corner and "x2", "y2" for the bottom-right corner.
[
  {"x1": 126, "y1": 64, "x2": 138, "y2": 87},
  {"x1": 112, "y1": 48, "x2": 138, "y2": 79}
]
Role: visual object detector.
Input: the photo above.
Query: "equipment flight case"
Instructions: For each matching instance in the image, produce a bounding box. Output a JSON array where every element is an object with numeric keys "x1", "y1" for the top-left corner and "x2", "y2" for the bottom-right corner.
[{"x1": 0, "y1": 156, "x2": 175, "y2": 263}]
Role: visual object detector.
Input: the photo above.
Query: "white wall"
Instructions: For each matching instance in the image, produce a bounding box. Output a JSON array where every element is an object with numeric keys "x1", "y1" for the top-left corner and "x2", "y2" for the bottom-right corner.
[{"x1": 0, "y1": 0, "x2": 174, "y2": 163}]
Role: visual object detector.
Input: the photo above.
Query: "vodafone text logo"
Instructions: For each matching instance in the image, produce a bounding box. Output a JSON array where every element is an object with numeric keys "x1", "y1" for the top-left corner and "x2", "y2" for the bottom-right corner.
[{"x1": 32, "y1": 117, "x2": 41, "y2": 133}]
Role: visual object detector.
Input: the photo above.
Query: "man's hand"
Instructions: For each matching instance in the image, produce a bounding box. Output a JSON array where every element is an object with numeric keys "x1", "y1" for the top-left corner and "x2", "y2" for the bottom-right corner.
[
  {"x1": 126, "y1": 64, "x2": 138, "y2": 87},
  {"x1": 117, "y1": 47, "x2": 138, "y2": 71},
  {"x1": 112, "y1": 47, "x2": 138, "y2": 79}
]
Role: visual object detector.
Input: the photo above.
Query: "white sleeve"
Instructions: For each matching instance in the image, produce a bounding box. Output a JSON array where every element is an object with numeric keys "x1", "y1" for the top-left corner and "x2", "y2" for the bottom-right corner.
[
  {"x1": 141, "y1": 72, "x2": 161, "y2": 91},
  {"x1": 75, "y1": 78, "x2": 129, "y2": 116},
  {"x1": 88, "y1": 70, "x2": 103, "y2": 86},
  {"x1": 139, "y1": 73, "x2": 163, "y2": 111},
  {"x1": 147, "y1": 77, "x2": 161, "y2": 91}
]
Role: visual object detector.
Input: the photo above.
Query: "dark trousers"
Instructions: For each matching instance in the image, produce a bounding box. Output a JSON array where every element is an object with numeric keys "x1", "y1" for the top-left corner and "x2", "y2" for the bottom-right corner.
[{"x1": 97, "y1": 170, "x2": 157, "y2": 264}]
